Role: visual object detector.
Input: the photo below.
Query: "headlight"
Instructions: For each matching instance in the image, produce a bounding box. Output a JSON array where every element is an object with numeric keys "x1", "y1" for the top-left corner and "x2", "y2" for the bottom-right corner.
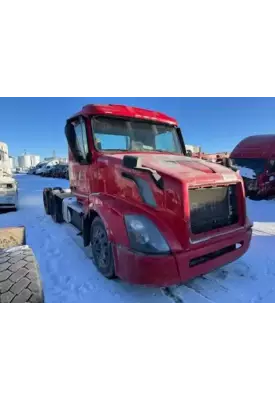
[
  {"x1": 269, "y1": 176, "x2": 275, "y2": 182},
  {"x1": 124, "y1": 215, "x2": 170, "y2": 254}
]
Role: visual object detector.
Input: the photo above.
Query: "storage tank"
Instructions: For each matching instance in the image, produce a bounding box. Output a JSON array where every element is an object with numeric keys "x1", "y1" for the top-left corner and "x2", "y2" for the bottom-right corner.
[
  {"x1": 30, "y1": 155, "x2": 40, "y2": 167},
  {"x1": 18, "y1": 155, "x2": 32, "y2": 170}
]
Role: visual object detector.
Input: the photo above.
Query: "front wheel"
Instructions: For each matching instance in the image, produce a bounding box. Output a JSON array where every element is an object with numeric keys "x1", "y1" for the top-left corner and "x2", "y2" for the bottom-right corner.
[{"x1": 90, "y1": 217, "x2": 116, "y2": 279}]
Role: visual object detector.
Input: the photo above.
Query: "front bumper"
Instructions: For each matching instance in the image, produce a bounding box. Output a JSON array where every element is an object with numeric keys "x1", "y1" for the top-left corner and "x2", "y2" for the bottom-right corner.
[
  {"x1": 113, "y1": 224, "x2": 252, "y2": 286},
  {"x1": 0, "y1": 191, "x2": 17, "y2": 208}
]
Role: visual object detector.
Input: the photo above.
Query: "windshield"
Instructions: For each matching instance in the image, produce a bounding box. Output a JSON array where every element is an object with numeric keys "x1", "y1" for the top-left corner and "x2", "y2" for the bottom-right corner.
[
  {"x1": 231, "y1": 158, "x2": 267, "y2": 174},
  {"x1": 91, "y1": 117, "x2": 183, "y2": 154}
]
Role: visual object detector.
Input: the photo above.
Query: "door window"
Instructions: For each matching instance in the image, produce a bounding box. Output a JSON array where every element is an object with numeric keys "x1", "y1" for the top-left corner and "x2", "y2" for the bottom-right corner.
[{"x1": 74, "y1": 118, "x2": 89, "y2": 162}]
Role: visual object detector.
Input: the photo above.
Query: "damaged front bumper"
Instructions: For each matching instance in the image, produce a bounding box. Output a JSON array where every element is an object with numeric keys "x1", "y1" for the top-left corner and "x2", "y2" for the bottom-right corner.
[{"x1": 112, "y1": 222, "x2": 253, "y2": 287}]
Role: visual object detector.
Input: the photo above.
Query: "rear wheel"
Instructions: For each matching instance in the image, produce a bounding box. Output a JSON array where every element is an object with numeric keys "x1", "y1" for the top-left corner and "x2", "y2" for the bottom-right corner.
[
  {"x1": 51, "y1": 193, "x2": 64, "y2": 223},
  {"x1": 43, "y1": 188, "x2": 52, "y2": 215},
  {"x1": 248, "y1": 192, "x2": 264, "y2": 201},
  {"x1": 90, "y1": 217, "x2": 116, "y2": 279}
]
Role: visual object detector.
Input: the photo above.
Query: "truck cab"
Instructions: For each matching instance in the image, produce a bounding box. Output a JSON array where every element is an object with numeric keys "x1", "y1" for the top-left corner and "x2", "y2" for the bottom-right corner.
[
  {"x1": 44, "y1": 104, "x2": 252, "y2": 286},
  {"x1": 231, "y1": 135, "x2": 275, "y2": 199}
]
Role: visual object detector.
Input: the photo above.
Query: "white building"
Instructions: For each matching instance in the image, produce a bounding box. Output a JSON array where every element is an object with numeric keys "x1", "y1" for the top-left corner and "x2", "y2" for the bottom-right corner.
[
  {"x1": 186, "y1": 144, "x2": 201, "y2": 154},
  {"x1": 30, "y1": 155, "x2": 40, "y2": 166}
]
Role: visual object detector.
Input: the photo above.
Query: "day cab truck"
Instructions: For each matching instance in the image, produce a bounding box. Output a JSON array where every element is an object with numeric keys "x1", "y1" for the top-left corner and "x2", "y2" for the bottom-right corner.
[
  {"x1": 231, "y1": 135, "x2": 275, "y2": 199},
  {"x1": 43, "y1": 104, "x2": 252, "y2": 286}
]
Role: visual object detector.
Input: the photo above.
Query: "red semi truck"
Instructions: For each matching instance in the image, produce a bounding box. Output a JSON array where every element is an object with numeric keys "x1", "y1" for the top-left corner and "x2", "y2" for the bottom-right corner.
[
  {"x1": 231, "y1": 135, "x2": 275, "y2": 199},
  {"x1": 43, "y1": 104, "x2": 252, "y2": 286}
]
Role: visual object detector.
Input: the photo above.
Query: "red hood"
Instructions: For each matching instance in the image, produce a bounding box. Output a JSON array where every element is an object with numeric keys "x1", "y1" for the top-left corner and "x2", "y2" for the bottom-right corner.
[{"x1": 106, "y1": 153, "x2": 239, "y2": 183}]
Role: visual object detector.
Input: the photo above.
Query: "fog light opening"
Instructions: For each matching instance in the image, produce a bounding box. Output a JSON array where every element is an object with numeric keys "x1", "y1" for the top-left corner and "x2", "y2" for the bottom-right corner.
[{"x1": 236, "y1": 242, "x2": 243, "y2": 249}]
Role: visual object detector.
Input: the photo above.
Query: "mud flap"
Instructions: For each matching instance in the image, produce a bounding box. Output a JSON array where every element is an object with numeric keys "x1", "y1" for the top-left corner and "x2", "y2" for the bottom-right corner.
[
  {"x1": 0, "y1": 226, "x2": 26, "y2": 250},
  {"x1": 83, "y1": 215, "x2": 91, "y2": 247}
]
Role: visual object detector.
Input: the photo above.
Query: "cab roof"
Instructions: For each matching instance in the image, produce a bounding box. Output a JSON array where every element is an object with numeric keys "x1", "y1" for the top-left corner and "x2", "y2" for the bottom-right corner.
[
  {"x1": 231, "y1": 135, "x2": 275, "y2": 159},
  {"x1": 69, "y1": 104, "x2": 178, "y2": 126}
]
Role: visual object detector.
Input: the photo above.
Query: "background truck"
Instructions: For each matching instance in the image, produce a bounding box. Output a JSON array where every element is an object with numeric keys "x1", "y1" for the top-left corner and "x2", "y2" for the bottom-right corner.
[
  {"x1": 0, "y1": 142, "x2": 18, "y2": 210},
  {"x1": 43, "y1": 104, "x2": 252, "y2": 286},
  {"x1": 35, "y1": 159, "x2": 59, "y2": 175},
  {"x1": 231, "y1": 135, "x2": 275, "y2": 199}
]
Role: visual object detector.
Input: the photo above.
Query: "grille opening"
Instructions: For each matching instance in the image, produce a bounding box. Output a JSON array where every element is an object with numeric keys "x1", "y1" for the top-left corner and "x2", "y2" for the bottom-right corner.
[
  {"x1": 189, "y1": 242, "x2": 243, "y2": 268},
  {"x1": 189, "y1": 185, "x2": 239, "y2": 234}
]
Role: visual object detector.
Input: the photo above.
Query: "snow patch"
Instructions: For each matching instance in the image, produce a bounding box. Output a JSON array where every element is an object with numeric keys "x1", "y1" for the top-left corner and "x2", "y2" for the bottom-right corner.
[
  {"x1": 5, "y1": 245, "x2": 30, "y2": 253},
  {"x1": 237, "y1": 166, "x2": 256, "y2": 179}
]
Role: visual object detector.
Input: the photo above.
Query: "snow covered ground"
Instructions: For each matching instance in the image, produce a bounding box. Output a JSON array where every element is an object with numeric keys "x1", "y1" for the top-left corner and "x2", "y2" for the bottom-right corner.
[{"x1": 1, "y1": 174, "x2": 275, "y2": 303}]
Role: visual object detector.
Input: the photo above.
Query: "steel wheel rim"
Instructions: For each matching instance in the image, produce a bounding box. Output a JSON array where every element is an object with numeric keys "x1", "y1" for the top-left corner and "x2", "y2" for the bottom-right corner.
[{"x1": 92, "y1": 225, "x2": 109, "y2": 270}]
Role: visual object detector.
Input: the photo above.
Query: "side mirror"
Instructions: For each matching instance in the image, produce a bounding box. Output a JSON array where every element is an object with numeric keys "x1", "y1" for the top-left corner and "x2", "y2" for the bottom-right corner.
[
  {"x1": 65, "y1": 122, "x2": 84, "y2": 163},
  {"x1": 86, "y1": 153, "x2": 93, "y2": 163},
  {"x1": 176, "y1": 127, "x2": 186, "y2": 155}
]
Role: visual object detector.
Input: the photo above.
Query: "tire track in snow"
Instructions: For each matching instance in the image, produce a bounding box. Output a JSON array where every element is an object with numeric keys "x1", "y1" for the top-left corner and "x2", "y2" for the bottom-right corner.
[
  {"x1": 33, "y1": 213, "x2": 91, "y2": 302},
  {"x1": 171, "y1": 258, "x2": 259, "y2": 303}
]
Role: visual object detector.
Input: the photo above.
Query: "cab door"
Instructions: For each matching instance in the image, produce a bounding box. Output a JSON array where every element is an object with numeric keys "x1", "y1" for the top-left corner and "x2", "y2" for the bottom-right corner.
[{"x1": 69, "y1": 117, "x2": 91, "y2": 205}]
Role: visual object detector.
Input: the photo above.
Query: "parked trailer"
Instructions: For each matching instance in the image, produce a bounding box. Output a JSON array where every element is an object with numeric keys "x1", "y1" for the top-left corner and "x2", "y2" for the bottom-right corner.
[
  {"x1": 0, "y1": 227, "x2": 44, "y2": 303},
  {"x1": 43, "y1": 104, "x2": 252, "y2": 287}
]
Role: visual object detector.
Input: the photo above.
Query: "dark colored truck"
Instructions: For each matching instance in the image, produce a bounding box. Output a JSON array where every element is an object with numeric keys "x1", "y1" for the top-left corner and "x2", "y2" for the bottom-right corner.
[
  {"x1": 43, "y1": 104, "x2": 252, "y2": 286},
  {"x1": 231, "y1": 135, "x2": 275, "y2": 199}
]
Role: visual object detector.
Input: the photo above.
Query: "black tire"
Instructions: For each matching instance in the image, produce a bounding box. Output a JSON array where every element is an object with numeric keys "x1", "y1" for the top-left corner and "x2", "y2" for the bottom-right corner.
[
  {"x1": 50, "y1": 191, "x2": 64, "y2": 224},
  {"x1": 90, "y1": 217, "x2": 116, "y2": 279},
  {"x1": 248, "y1": 192, "x2": 264, "y2": 201},
  {"x1": 43, "y1": 188, "x2": 52, "y2": 215},
  {"x1": 0, "y1": 246, "x2": 44, "y2": 303},
  {"x1": 51, "y1": 194, "x2": 59, "y2": 223}
]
